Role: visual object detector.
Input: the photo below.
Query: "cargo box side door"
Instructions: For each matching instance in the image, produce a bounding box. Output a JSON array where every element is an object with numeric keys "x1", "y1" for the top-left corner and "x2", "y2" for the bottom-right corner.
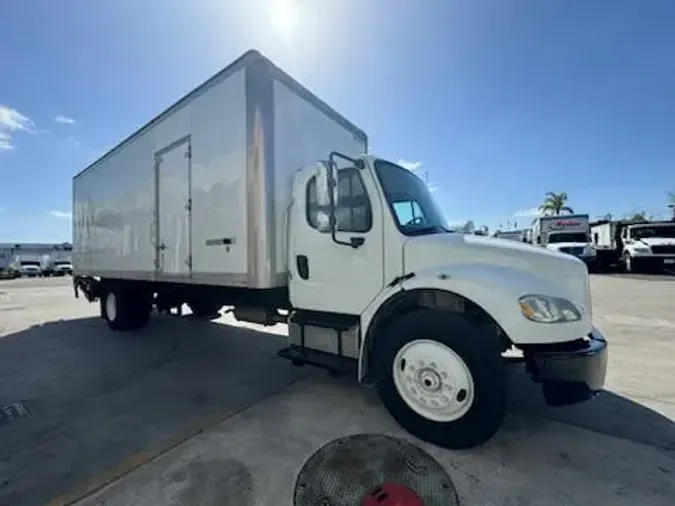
[{"x1": 154, "y1": 137, "x2": 192, "y2": 276}]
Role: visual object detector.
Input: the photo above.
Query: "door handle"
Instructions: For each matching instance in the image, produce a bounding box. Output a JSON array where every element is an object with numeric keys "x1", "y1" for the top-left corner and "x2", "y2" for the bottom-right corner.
[
  {"x1": 159, "y1": 243, "x2": 167, "y2": 251},
  {"x1": 296, "y1": 255, "x2": 309, "y2": 280}
]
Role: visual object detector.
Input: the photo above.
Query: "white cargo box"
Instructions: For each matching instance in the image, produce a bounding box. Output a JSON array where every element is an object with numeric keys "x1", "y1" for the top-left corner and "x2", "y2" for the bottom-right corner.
[{"x1": 73, "y1": 50, "x2": 367, "y2": 289}]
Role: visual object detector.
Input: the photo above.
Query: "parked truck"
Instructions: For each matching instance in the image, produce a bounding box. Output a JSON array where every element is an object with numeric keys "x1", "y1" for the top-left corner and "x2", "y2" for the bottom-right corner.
[
  {"x1": 71, "y1": 50, "x2": 608, "y2": 450},
  {"x1": 10, "y1": 253, "x2": 43, "y2": 277},
  {"x1": 531, "y1": 214, "x2": 596, "y2": 269},
  {"x1": 591, "y1": 219, "x2": 675, "y2": 273},
  {"x1": 41, "y1": 250, "x2": 73, "y2": 276}
]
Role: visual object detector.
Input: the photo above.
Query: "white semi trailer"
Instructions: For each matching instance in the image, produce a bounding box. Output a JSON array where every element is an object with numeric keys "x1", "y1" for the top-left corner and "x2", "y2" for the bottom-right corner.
[{"x1": 72, "y1": 50, "x2": 608, "y2": 449}]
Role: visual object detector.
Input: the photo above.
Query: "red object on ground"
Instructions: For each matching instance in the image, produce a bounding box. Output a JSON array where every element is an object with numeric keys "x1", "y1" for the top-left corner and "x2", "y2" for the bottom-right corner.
[{"x1": 361, "y1": 483, "x2": 424, "y2": 506}]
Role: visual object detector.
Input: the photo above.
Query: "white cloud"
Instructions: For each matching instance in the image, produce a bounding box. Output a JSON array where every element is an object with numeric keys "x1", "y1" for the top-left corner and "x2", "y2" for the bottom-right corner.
[
  {"x1": 50, "y1": 210, "x2": 72, "y2": 219},
  {"x1": 0, "y1": 132, "x2": 11, "y2": 151},
  {"x1": 54, "y1": 115, "x2": 76, "y2": 125},
  {"x1": 512, "y1": 206, "x2": 542, "y2": 218},
  {"x1": 397, "y1": 159, "x2": 422, "y2": 172},
  {"x1": 0, "y1": 105, "x2": 34, "y2": 131},
  {"x1": 0, "y1": 105, "x2": 35, "y2": 151}
]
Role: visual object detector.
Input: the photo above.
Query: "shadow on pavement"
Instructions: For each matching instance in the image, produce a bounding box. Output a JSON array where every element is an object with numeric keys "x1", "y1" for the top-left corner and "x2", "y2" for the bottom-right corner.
[
  {"x1": 1, "y1": 315, "x2": 674, "y2": 506},
  {"x1": 0, "y1": 315, "x2": 306, "y2": 506},
  {"x1": 507, "y1": 366, "x2": 675, "y2": 452}
]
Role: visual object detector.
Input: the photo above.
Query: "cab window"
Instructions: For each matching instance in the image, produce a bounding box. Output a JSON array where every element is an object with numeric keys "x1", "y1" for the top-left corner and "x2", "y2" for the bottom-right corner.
[{"x1": 306, "y1": 167, "x2": 372, "y2": 233}]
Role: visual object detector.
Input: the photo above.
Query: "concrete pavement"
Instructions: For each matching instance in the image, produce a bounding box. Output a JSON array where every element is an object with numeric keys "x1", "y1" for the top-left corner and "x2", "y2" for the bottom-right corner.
[{"x1": 0, "y1": 275, "x2": 673, "y2": 505}]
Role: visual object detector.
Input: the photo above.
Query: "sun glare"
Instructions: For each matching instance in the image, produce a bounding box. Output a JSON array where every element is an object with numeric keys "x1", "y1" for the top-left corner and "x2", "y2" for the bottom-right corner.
[{"x1": 267, "y1": 0, "x2": 299, "y2": 42}]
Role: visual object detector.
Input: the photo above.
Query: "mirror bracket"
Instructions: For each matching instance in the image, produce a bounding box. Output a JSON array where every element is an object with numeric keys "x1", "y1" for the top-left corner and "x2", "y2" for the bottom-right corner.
[{"x1": 314, "y1": 152, "x2": 367, "y2": 249}]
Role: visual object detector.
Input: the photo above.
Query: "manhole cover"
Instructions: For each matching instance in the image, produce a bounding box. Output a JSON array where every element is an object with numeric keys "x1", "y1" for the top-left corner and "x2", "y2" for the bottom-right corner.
[
  {"x1": 0, "y1": 402, "x2": 31, "y2": 426},
  {"x1": 293, "y1": 434, "x2": 458, "y2": 506}
]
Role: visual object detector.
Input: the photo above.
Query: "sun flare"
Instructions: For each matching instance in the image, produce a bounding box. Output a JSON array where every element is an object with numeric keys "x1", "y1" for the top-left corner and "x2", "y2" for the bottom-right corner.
[{"x1": 267, "y1": 0, "x2": 299, "y2": 41}]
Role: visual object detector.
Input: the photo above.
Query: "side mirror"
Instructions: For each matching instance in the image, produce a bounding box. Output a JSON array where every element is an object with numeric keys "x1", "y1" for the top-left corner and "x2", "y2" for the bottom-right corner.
[{"x1": 314, "y1": 161, "x2": 337, "y2": 233}]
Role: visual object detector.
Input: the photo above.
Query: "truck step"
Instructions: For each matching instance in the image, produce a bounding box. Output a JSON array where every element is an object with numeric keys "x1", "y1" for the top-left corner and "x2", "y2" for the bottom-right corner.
[{"x1": 277, "y1": 347, "x2": 356, "y2": 377}]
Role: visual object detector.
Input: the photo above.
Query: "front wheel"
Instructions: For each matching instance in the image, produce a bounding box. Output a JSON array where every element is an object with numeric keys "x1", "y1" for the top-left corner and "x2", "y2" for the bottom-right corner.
[
  {"x1": 377, "y1": 310, "x2": 506, "y2": 449},
  {"x1": 623, "y1": 253, "x2": 640, "y2": 273}
]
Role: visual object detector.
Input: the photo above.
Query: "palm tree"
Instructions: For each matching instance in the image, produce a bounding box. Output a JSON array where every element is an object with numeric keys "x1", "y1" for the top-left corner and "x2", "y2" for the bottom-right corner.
[{"x1": 538, "y1": 192, "x2": 574, "y2": 216}]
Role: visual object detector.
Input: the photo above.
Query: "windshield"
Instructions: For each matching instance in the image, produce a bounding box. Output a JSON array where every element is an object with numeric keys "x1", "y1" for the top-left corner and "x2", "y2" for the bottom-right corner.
[
  {"x1": 374, "y1": 159, "x2": 449, "y2": 236},
  {"x1": 631, "y1": 225, "x2": 675, "y2": 239},
  {"x1": 548, "y1": 232, "x2": 588, "y2": 243}
]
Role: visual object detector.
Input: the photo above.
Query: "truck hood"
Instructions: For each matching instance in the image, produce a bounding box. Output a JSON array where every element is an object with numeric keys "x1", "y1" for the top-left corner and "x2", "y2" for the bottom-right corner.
[
  {"x1": 638, "y1": 237, "x2": 675, "y2": 247},
  {"x1": 402, "y1": 233, "x2": 590, "y2": 309}
]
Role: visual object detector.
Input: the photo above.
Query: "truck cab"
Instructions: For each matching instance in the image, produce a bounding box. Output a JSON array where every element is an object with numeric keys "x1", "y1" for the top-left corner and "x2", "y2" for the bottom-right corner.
[
  {"x1": 621, "y1": 222, "x2": 675, "y2": 272},
  {"x1": 284, "y1": 154, "x2": 607, "y2": 448},
  {"x1": 533, "y1": 215, "x2": 597, "y2": 269},
  {"x1": 12, "y1": 255, "x2": 42, "y2": 277}
]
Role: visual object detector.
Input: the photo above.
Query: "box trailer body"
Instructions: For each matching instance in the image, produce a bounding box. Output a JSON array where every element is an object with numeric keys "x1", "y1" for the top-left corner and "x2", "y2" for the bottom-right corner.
[
  {"x1": 73, "y1": 51, "x2": 366, "y2": 291},
  {"x1": 591, "y1": 219, "x2": 675, "y2": 272},
  {"x1": 0, "y1": 247, "x2": 11, "y2": 271},
  {"x1": 531, "y1": 214, "x2": 596, "y2": 267},
  {"x1": 72, "y1": 50, "x2": 608, "y2": 450}
]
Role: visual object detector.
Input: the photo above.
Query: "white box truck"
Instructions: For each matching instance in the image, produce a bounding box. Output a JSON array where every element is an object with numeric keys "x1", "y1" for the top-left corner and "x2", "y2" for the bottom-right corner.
[
  {"x1": 531, "y1": 214, "x2": 597, "y2": 269},
  {"x1": 591, "y1": 219, "x2": 675, "y2": 273},
  {"x1": 10, "y1": 253, "x2": 42, "y2": 277},
  {"x1": 41, "y1": 250, "x2": 73, "y2": 276},
  {"x1": 72, "y1": 50, "x2": 607, "y2": 449}
]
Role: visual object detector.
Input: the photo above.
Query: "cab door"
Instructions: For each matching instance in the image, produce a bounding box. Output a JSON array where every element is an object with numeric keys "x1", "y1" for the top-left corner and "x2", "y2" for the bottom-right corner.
[{"x1": 289, "y1": 164, "x2": 385, "y2": 315}]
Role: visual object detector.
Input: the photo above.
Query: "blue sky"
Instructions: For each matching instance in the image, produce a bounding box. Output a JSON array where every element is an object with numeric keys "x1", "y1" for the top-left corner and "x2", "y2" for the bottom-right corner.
[{"x1": 1, "y1": 0, "x2": 674, "y2": 242}]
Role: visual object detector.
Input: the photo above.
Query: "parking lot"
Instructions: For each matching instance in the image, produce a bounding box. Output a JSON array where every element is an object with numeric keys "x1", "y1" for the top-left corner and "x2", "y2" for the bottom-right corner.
[{"x1": 0, "y1": 275, "x2": 674, "y2": 506}]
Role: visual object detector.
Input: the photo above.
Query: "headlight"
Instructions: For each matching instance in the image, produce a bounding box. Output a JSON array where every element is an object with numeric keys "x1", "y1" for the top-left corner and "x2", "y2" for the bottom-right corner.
[
  {"x1": 583, "y1": 245, "x2": 597, "y2": 256},
  {"x1": 518, "y1": 294, "x2": 582, "y2": 324},
  {"x1": 633, "y1": 247, "x2": 650, "y2": 254}
]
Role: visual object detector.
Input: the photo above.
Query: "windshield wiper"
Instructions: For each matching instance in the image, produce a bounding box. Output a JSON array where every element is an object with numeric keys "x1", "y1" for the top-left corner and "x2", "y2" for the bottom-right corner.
[{"x1": 404, "y1": 225, "x2": 451, "y2": 236}]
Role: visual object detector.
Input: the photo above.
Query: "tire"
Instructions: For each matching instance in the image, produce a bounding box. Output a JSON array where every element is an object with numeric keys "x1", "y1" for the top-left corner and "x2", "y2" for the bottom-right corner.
[
  {"x1": 187, "y1": 298, "x2": 222, "y2": 319},
  {"x1": 376, "y1": 309, "x2": 507, "y2": 449},
  {"x1": 623, "y1": 253, "x2": 639, "y2": 273},
  {"x1": 101, "y1": 285, "x2": 150, "y2": 331}
]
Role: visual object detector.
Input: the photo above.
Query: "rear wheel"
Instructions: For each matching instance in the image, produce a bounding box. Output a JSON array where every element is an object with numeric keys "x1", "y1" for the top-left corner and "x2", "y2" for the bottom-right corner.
[
  {"x1": 376, "y1": 309, "x2": 506, "y2": 449},
  {"x1": 101, "y1": 285, "x2": 150, "y2": 331}
]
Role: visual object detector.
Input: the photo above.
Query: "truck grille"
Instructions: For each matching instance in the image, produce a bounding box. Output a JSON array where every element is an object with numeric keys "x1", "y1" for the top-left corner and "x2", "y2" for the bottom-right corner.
[
  {"x1": 651, "y1": 245, "x2": 675, "y2": 254},
  {"x1": 559, "y1": 247, "x2": 584, "y2": 256}
]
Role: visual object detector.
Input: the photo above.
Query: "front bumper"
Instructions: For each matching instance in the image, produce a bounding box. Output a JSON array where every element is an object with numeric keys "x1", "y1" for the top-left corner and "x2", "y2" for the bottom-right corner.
[
  {"x1": 632, "y1": 255, "x2": 675, "y2": 269},
  {"x1": 524, "y1": 327, "x2": 608, "y2": 406}
]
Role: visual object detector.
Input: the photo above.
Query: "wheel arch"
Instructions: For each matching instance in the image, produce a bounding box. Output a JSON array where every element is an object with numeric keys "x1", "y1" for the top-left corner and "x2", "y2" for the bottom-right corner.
[{"x1": 359, "y1": 287, "x2": 512, "y2": 383}]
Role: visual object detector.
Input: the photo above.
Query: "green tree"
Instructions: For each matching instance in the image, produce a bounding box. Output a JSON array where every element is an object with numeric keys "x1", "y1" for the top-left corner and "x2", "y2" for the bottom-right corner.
[
  {"x1": 538, "y1": 192, "x2": 574, "y2": 216},
  {"x1": 627, "y1": 211, "x2": 649, "y2": 221}
]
